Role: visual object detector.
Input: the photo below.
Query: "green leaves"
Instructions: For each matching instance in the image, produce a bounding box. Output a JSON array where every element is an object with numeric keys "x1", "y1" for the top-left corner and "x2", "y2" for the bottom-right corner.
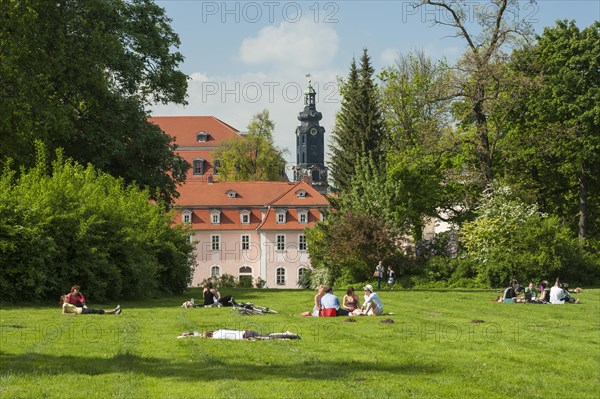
[{"x1": 0, "y1": 146, "x2": 195, "y2": 302}]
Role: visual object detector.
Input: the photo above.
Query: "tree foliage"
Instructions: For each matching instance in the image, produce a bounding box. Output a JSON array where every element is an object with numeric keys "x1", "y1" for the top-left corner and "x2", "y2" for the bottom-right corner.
[
  {"x1": 0, "y1": 143, "x2": 195, "y2": 302},
  {"x1": 0, "y1": 0, "x2": 189, "y2": 204},
  {"x1": 329, "y1": 49, "x2": 387, "y2": 192},
  {"x1": 460, "y1": 185, "x2": 598, "y2": 286},
  {"x1": 213, "y1": 110, "x2": 287, "y2": 181},
  {"x1": 502, "y1": 20, "x2": 600, "y2": 240}
]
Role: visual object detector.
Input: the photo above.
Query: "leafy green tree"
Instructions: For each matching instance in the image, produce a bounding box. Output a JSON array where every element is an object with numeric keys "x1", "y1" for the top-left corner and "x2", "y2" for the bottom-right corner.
[
  {"x1": 460, "y1": 185, "x2": 598, "y2": 286},
  {"x1": 419, "y1": 0, "x2": 534, "y2": 188},
  {"x1": 0, "y1": 143, "x2": 195, "y2": 302},
  {"x1": 329, "y1": 49, "x2": 387, "y2": 192},
  {"x1": 503, "y1": 21, "x2": 600, "y2": 240},
  {"x1": 213, "y1": 110, "x2": 287, "y2": 181},
  {"x1": 0, "y1": 0, "x2": 189, "y2": 204}
]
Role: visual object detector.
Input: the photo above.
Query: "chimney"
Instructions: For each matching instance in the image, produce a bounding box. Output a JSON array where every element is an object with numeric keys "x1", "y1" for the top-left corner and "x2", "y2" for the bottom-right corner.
[
  {"x1": 303, "y1": 175, "x2": 312, "y2": 185},
  {"x1": 207, "y1": 175, "x2": 213, "y2": 184}
]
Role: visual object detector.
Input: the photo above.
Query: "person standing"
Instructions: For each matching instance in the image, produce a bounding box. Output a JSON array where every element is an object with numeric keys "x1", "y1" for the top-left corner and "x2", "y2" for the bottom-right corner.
[
  {"x1": 387, "y1": 266, "x2": 395, "y2": 289},
  {"x1": 374, "y1": 261, "x2": 384, "y2": 290}
]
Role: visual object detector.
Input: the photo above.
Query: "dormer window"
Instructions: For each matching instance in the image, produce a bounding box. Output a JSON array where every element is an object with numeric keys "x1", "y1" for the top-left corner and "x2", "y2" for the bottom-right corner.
[
  {"x1": 214, "y1": 159, "x2": 221, "y2": 175},
  {"x1": 240, "y1": 210, "x2": 251, "y2": 225},
  {"x1": 196, "y1": 131, "x2": 209, "y2": 142},
  {"x1": 193, "y1": 158, "x2": 204, "y2": 175},
  {"x1": 182, "y1": 210, "x2": 192, "y2": 224},
  {"x1": 295, "y1": 189, "x2": 307, "y2": 198},
  {"x1": 275, "y1": 209, "x2": 287, "y2": 224},
  {"x1": 210, "y1": 209, "x2": 221, "y2": 224},
  {"x1": 226, "y1": 190, "x2": 238, "y2": 198},
  {"x1": 297, "y1": 209, "x2": 308, "y2": 224}
]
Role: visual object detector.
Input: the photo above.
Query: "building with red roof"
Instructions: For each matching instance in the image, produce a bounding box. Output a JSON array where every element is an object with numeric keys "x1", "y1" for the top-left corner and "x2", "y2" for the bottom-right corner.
[{"x1": 150, "y1": 116, "x2": 330, "y2": 288}]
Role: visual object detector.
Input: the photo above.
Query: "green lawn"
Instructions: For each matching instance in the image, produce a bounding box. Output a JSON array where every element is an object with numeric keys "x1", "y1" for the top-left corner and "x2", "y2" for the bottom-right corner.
[{"x1": 1, "y1": 288, "x2": 599, "y2": 398}]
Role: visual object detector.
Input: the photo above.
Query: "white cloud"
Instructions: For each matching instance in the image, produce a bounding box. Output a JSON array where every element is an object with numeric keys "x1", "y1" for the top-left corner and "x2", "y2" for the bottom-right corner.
[
  {"x1": 239, "y1": 19, "x2": 339, "y2": 69},
  {"x1": 380, "y1": 48, "x2": 400, "y2": 67}
]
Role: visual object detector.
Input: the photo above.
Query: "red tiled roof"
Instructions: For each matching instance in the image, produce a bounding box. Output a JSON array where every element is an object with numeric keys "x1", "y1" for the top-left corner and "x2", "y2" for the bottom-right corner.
[
  {"x1": 149, "y1": 116, "x2": 241, "y2": 147},
  {"x1": 174, "y1": 180, "x2": 329, "y2": 208}
]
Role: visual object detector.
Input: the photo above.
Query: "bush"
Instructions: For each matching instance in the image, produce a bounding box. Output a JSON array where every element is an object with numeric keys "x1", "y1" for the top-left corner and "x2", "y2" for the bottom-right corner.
[{"x1": 0, "y1": 147, "x2": 195, "y2": 302}]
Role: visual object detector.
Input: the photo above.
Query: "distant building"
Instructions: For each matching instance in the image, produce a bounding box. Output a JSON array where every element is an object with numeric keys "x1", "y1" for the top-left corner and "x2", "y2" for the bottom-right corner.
[
  {"x1": 293, "y1": 77, "x2": 328, "y2": 195},
  {"x1": 150, "y1": 116, "x2": 329, "y2": 288}
]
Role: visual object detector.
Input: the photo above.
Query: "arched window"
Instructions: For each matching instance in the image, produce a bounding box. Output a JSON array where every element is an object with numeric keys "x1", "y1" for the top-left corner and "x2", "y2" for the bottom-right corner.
[
  {"x1": 210, "y1": 266, "x2": 220, "y2": 276},
  {"x1": 298, "y1": 267, "x2": 308, "y2": 282},
  {"x1": 276, "y1": 267, "x2": 286, "y2": 285},
  {"x1": 239, "y1": 266, "x2": 253, "y2": 288},
  {"x1": 193, "y1": 158, "x2": 204, "y2": 175},
  {"x1": 196, "y1": 131, "x2": 209, "y2": 142}
]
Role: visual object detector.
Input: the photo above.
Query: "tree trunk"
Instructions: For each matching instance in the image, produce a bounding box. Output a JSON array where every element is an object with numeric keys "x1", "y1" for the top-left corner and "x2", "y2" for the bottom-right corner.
[
  {"x1": 473, "y1": 84, "x2": 493, "y2": 188},
  {"x1": 578, "y1": 170, "x2": 588, "y2": 239}
]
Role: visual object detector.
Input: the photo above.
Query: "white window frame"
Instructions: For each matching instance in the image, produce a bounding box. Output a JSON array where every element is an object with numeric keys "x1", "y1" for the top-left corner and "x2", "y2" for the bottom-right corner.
[
  {"x1": 196, "y1": 131, "x2": 209, "y2": 142},
  {"x1": 276, "y1": 209, "x2": 287, "y2": 224},
  {"x1": 298, "y1": 209, "x2": 308, "y2": 224},
  {"x1": 211, "y1": 234, "x2": 220, "y2": 251},
  {"x1": 210, "y1": 210, "x2": 221, "y2": 225},
  {"x1": 295, "y1": 189, "x2": 307, "y2": 198},
  {"x1": 226, "y1": 190, "x2": 237, "y2": 198},
  {"x1": 298, "y1": 234, "x2": 307, "y2": 251},
  {"x1": 241, "y1": 234, "x2": 250, "y2": 251},
  {"x1": 276, "y1": 267, "x2": 286, "y2": 285},
  {"x1": 240, "y1": 210, "x2": 251, "y2": 225},
  {"x1": 210, "y1": 265, "x2": 220, "y2": 276},
  {"x1": 182, "y1": 210, "x2": 192, "y2": 224},
  {"x1": 276, "y1": 234, "x2": 286, "y2": 251}
]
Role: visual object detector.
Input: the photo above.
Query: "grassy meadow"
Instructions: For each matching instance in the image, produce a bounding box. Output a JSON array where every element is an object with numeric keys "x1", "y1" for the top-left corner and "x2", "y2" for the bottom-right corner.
[{"x1": 1, "y1": 287, "x2": 599, "y2": 398}]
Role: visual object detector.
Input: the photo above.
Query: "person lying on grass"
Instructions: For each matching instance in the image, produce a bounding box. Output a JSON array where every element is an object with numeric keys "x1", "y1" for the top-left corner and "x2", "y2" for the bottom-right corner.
[
  {"x1": 177, "y1": 329, "x2": 300, "y2": 340},
  {"x1": 60, "y1": 295, "x2": 121, "y2": 315}
]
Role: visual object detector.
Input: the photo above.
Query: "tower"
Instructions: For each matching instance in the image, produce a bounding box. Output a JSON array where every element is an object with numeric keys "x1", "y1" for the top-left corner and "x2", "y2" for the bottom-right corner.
[{"x1": 294, "y1": 75, "x2": 328, "y2": 194}]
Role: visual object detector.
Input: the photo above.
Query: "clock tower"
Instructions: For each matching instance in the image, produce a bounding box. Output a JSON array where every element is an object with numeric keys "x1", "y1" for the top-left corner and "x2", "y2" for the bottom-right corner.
[{"x1": 294, "y1": 75, "x2": 328, "y2": 194}]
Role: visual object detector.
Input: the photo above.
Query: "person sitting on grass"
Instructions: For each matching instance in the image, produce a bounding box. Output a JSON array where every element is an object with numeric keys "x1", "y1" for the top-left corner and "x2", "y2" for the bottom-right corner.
[
  {"x1": 501, "y1": 280, "x2": 526, "y2": 303},
  {"x1": 60, "y1": 295, "x2": 121, "y2": 315},
  {"x1": 178, "y1": 329, "x2": 300, "y2": 340},
  {"x1": 66, "y1": 285, "x2": 87, "y2": 308},
  {"x1": 550, "y1": 278, "x2": 580, "y2": 304},
  {"x1": 342, "y1": 287, "x2": 360, "y2": 313},
  {"x1": 320, "y1": 286, "x2": 349, "y2": 316},
  {"x1": 203, "y1": 282, "x2": 236, "y2": 307},
  {"x1": 350, "y1": 285, "x2": 383, "y2": 316}
]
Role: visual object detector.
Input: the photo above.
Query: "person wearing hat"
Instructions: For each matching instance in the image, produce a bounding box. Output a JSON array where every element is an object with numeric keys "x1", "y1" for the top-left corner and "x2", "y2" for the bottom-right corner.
[{"x1": 350, "y1": 285, "x2": 383, "y2": 316}]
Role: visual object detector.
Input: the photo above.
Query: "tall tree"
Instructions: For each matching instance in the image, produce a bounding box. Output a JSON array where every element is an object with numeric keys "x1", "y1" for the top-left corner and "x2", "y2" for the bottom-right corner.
[
  {"x1": 0, "y1": 0, "x2": 189, "y2": 204},
  {"x1": 213, "y1": 110, "x2": 287, "y2": 181},
  {"x1": 329, "y1": 48, "x2": 387, "y2": 192},
  {"x1": 418, "y1": 0, "x2": 534, "y2": 189},
  {"x1": 503, "y1": 21, "x2": 600, "y2": 240}
]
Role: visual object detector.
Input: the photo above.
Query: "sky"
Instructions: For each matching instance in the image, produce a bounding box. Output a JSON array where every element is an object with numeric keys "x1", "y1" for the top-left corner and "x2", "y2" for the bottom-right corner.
[{"x1": 152, "y1": 0, "x2": 599, "y2": 174}]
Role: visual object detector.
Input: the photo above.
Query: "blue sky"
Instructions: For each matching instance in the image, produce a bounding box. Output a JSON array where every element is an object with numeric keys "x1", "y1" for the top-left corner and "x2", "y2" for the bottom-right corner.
[{"x1": 152, "y1": 0, "x2": 599, "y2": 170}]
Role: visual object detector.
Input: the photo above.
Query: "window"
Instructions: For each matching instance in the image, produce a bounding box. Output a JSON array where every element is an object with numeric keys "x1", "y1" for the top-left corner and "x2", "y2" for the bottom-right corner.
[
  {"x1": 295, "y1": 190, "x2": 307, "y2": 198},
  {"x1": 193, "y1": 159, "x2": 204, "y2": 175},
  {"x1": 211, "y1": 235, "x2": 220, "y2": 251},
  {"x1": 297, "y1": 209, "x2": 308, "y2": 224},
  {"x1": 241, "y1": 234, "x2": 250, "y2": 250},
  {"x1": 196, "y1": 131, "x2": 209, "y2": 142},
  {"x1": 211, "y1": 266, "x2": 220, "y2": 276},
  {"x1": 276, "y1": 209, "x2": 287, "y2": 224},
  {"x1": 240, "y1": 210, "x2": 250, "y2": 224},
  {"x1": 210, "y1": 210, "x2": 221, "y2": 224},
  {"x1": 226, "y1": 190, "x2": 237, "y2": 198},
  {"x1": 298, "y1": 267, "x2": 308, "y2": 281},
  {"x1": 238, "y1": 266, "x2": 253, "y2": 288},
  {"x1": 182, "y1": 210, "x2": 192, "y2": 224},
  {"x1": 214, "y1": 159, "x2": 220, "y2": 175},
  {"x1": 187, "y1": 234, "x2": 194, "y2": 244},
  {"x1": 276, "y1": 234, "x2": 285, "y2": 251},
  {"x1": 276, "y1": 267, "x2": 286, "y2": 285},
  {"x1": 298, "y1": 234, "x2": 307, "y2": 251}
]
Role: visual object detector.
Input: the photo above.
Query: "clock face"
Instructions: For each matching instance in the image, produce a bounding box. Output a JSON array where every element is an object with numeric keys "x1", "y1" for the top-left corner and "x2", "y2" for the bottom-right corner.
[{"x1": 310, "y1": 127, "x2": 318, "y2": 136}]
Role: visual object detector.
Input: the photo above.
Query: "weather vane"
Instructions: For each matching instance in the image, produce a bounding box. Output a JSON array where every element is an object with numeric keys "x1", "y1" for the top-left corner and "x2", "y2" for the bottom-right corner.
[{"x1": 305, "y1": 72, "x2": 312, "y2": 85}]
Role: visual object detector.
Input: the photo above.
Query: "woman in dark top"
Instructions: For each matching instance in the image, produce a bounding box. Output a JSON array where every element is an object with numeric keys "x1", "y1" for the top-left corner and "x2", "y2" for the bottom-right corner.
[
  {"x1": 342, "y1": 287, "x2": 360, "y2": 312},
  {"x1": 203, "y1": 282, "x2": 220, "y2": 306}
]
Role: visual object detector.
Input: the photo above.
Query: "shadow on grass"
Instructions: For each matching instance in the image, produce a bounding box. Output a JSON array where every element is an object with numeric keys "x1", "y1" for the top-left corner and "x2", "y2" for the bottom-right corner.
[{"x1": 0, "y1": 350, "x2": 443, "y2": 381}]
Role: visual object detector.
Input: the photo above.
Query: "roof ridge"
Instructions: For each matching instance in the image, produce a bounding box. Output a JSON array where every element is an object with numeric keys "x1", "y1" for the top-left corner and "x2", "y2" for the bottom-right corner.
[
  {"x1": 256, "y1": 207, "x2": 271, "y2": 230},
  {"x1": 267, "y1": 181, "x2": 302, "y2": 206}
]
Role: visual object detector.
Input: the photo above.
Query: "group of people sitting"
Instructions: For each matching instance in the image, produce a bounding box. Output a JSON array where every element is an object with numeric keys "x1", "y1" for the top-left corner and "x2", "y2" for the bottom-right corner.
[
  {"x1": 304, "y1": 284, "x2": 384, "y2": 317},
  {"x1": 60, "y1": 285, "x2": 122, "y2": 315},
  {"x1": 501, "y1": 278, "x2": 580, "y2": 304}
]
